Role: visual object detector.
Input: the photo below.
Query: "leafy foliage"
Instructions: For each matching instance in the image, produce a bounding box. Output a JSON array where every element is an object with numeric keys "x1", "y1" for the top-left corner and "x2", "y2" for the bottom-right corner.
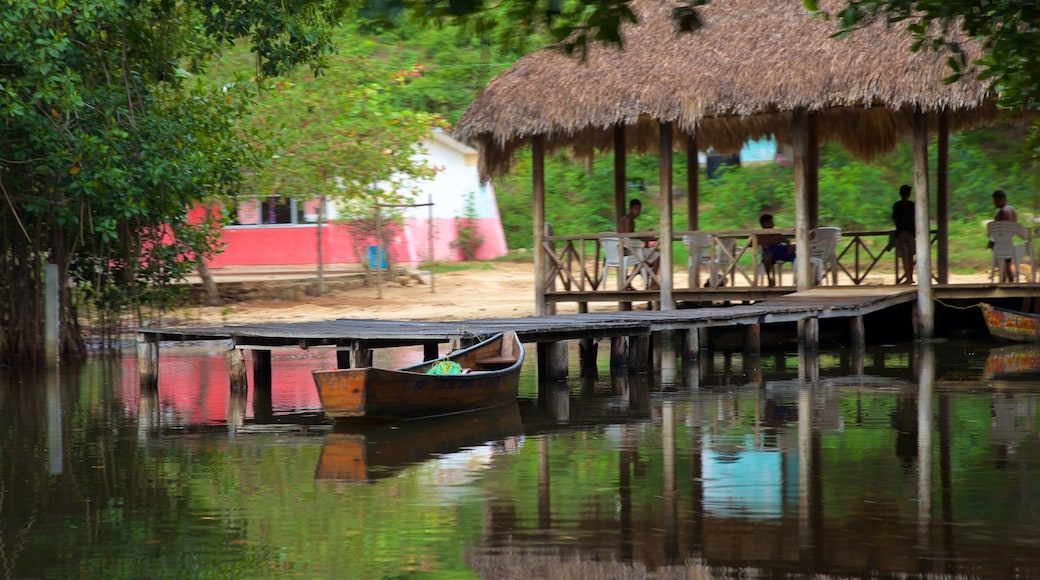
[{"x1": 0, "y1": 0, "x2": 351, "y2": 365}]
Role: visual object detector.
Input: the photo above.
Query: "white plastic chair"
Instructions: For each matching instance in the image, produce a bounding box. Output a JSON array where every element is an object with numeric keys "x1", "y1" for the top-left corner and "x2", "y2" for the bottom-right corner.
[
  {"x1": 683, "y1": 234, "x2": 718, "y2": 288},
  {"x1": 599, "y1": 237, "x2": 647, "y2": 289},
  {"x1": 809, "y1": 227, "x2": 841, "y2": 285},
  {"x1": 987, "y1": 221, "x2": 1032, "y2": 282}
]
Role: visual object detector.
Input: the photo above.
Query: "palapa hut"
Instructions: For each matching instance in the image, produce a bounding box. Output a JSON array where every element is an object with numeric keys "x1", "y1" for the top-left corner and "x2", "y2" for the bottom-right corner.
[{"x1": 455, "y1": 0, "x2": 1005, "y2": 338}]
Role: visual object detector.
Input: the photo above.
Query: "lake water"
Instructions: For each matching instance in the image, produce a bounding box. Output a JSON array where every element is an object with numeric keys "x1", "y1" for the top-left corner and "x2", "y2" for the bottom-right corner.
[{"x1": 2, "y1": 338, "x2": 1040, "y2": 578}]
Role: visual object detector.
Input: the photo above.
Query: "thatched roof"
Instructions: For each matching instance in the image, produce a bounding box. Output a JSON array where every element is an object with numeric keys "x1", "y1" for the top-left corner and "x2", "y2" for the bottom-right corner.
[{"x1": 455, "y1": 0, "x2": 1001, "y2": 180}]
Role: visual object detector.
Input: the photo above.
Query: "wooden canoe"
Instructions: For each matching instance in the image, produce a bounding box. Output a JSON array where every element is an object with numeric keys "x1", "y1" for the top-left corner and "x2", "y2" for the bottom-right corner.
[
  {"x1": 314, "y1": 402, "x2": 524, "y2": 481},
  {"x1": 980, "y1": 303, "x2": 1040, "y2": 342},
  {"x1": 312, "y1": 331, "x2": 524, "y2": 420}
]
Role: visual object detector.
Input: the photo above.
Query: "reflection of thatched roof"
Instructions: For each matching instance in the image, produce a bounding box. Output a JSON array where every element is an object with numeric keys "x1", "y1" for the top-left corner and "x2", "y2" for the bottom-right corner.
[{"x1": 456, "y1": 0, "x2": 1000, "y2": 180}]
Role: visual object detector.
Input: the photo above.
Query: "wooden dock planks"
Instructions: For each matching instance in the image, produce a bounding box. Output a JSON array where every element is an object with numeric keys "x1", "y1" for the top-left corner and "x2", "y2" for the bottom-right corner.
[{"x1": 138, "y1": 288, "x2": 917, "y2": 349}]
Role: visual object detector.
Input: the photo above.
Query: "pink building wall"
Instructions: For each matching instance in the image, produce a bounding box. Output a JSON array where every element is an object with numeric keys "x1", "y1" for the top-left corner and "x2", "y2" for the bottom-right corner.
[{"x1": 201, "y1": 131, "x2": 509, "y2": 269}]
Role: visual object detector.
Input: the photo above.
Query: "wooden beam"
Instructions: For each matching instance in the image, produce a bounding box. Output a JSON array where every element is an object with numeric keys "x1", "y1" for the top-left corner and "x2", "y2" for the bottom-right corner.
[
  {"x1": 913, "y1": 107, "x2": 934, "y2": 339},
  {"x1": 687, "y1": 133, "x2": 698, "y2": 230},
  {"x1": 615, "y1": 124, "x2": 627, "y2": 223},
  {"x1": 659, "y1": 121, "x2": 675, "y2": 310},
  {"x1": 533, "y1": 134, "x2": 547, "y2": 316},
  {"x1": 937, "y1": 110, "x2": 949, "y2": 284},
  {"x1": 792, "y1": 109, "x2": 811, "y2": 291}
]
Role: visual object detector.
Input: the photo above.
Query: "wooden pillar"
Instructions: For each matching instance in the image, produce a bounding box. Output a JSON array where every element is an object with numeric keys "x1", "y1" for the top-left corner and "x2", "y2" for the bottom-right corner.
[
  {"x1": 792, "y1": 109, "x2": 812, "y2": 291},
  {"x1": 252, "y1": 350, "x2": 272, "y2": 392},
  {"x1": 533, "y1": 134, "x2": 548, "y2": 316},
  {"x1": 45, "y1": 263, "x2": 59, "y2": 366},
  {"x1": 744, "y1": 324, "x2": 761, "y2": 355},
  {"x1": 850, "y1": 316, "x2": 865, "y2": 348},
  {"x1": 937, "y1": 110, "x2": 949, "y2": 284},
  {"x1": 228, "y1": 387, "x2": 247, "y2": 428},
  {"x1": 226, "y1": 348, "x2": 248, "y2": 391},
  {"x1": 423, "y1": 341, "x2": 439, "y2": 361},
  {"x1": 538, "y1": 341, "x2": 569, "y2": 381},
  {"x1": 252, "y1": 349, "x2": 272, "y2": 420},
  {"x1": 913, "y1": 107, "x2": 934, "y2": 339},
  {"x1": 687, "y1": 133, "x2": 699, "y2": 230},
  {"x1": 610, "y1": 336, "x2": 627, "y2": 368},
  {"x1": 136, "y1": 335, "x2": 159, "y2": 390},
  {"x1": 658, "y1": 331, "x2": 678, "y2": 386},
  {"x1": 353, "y1": 342, "x2": 373, "y2": 368},
  {"x1": 807, "y1": 112, "x2": 819, "y2": 230},
  {"x1": 579, "y1": 340, "x2": 598, "y2": 379},
  {"x1": 628, "y1": 335, "x2": 651, "y2": 373},
  {"x1": 336, "y1": 348, "x2": 352, "y2": 369},
  {"x1": 799, "y1": 317, "x2": 819, "y2": 350},
  {"x1": 615, "y1": 124, "x2": 627, "y2": 222},
  {"x1": 659, "y1": 121, "x2": 675, "y2": 310},
  {"x1": 683, "y1": 327, "x2": 700, "y2": 360}
]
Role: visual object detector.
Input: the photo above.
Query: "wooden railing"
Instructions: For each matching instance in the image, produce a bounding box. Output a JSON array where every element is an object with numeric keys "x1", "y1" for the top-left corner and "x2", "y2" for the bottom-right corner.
[{"x1": 541, "y1": 229, "x2": 938, "y2": 294}]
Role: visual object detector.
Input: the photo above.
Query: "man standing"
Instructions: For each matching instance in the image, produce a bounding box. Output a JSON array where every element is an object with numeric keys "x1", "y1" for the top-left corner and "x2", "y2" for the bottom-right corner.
[
  {"x1": 991, "y1": 189, "x2": 1019, "y2": 283},
  {"x1": 993, "y1": 189, "x2": 1017, "y2": 222},
  {"x1": 892, "y1": 184, "x2": 915, "y2": 284}
]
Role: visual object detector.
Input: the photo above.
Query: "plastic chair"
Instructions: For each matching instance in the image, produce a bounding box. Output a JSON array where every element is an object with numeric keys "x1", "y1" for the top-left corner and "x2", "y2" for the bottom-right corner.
[
  {"x1": 599, "y1": 237, "x2": 647, "y2": 289},
  {"x1": 987, "y1": 222, "x2": 1032, "y2": 282},
  {"x1": 683, "y1": 234, "x2": 719, "y2": 288},
  {"x1": 809, "y1": 227, "x2": 841, "y2": 285}
]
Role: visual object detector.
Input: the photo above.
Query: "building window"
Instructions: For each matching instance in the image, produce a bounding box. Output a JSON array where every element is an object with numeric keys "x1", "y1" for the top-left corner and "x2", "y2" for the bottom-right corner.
[{"x1": 231, "y1": 197, "x2": 320, "y2": 226}]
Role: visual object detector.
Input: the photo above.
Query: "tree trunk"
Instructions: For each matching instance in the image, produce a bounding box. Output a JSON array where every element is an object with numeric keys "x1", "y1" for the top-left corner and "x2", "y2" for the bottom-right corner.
[{"x1": 197, "y1": 261, "x2": 222, "y2": 306}]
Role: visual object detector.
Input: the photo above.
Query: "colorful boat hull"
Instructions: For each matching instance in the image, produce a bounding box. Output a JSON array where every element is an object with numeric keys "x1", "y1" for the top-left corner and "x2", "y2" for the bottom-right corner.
[
  {"x1": 981, "y1": 303, "x2": 1040, "y2": 342},
  {"x1": 312, "y1": 331, "x2": 524, "y2": 420}
]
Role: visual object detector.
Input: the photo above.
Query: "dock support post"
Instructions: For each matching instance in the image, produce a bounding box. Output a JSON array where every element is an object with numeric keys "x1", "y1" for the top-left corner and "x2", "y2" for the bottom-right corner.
[
  {"x1": 424, "y1": 342, "x2": 439, "y2": 362},
  {"x1": 538, "y1": 341, "x2": 569, "y2": 381},
  {"x1": 336, "y1": 348, "x2": 352, "y2": 369},
  {"x1": 683, "y1": 328, "x2": 700, "y2": 360},
  {"x1": 658, "y1": 331, "x2": 678, "y2": 387},
  {"x1": 851, "y1": 346, "x2": 865, "y2": 376},
  {"x1": 850, "y1": 316, "x2": 865, "y2": 348},
  {"x1": 354, "y1": 341, "x2": 373, "y2": 368},
  {"x1": 798, "y1": 318, "x2": 819, "y2": 350},
  {"x1": 137, "y1": 334, "x2": 159, "y2": 390},
  {"x1": 252, "y1": 350, "x2": 273, "y2": 421},
  {"x1": 610, "y1": 337, "x2": 627, "y2": 368},
  {"x1": 744, "y1": 324, "x2": 761, "y2": 355},
  {"x1": 699, "y1": 327, "x2": 713, "y2": 352},
  {"x1": 579, "y1": 338, "x2": 598, "y2": 379},
  {"x1": 226, "y1": 348, "x2": 248, "y2": 391},
  {"x1": 628, "y1": 335, "x2": 651, "y2": 374},
  {"x1": 228, "y1": 387, "x2": 247, "y2": 429}
]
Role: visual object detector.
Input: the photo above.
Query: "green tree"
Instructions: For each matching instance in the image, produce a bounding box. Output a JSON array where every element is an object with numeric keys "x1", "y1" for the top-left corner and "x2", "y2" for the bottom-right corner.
[{"x1": 0, "y1": 0, "x2": 340, "y2": 366}]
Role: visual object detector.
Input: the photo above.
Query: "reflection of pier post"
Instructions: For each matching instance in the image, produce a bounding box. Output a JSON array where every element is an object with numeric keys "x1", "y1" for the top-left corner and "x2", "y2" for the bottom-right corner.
[
  {"x1": 544, "y1": 382, "x2": 570, "y2": 423},
  {"x1": 662, "y1": 402, "x2": 679, "y2": 562},
  {"x1": 917, "y1": 345, "x2": 935, "y2": 562},
  {"x1": 797, "y1": 382, "x2": 822, "y2": 571},
  {"x1": 46, "y1": 369, "x2": 63, "y2": 475},
  {"x1": 619, "y1": 425, "x2": 635, "y2": 561},
  {"x1": 139, "y1": 386, "x2": 160, "y2": 436},
  {"x1": 689, "y1": 406, "x2": 705, "y2": 557},
  {"x1": 538, "y1": 437, "x2": 551, "y2": 532}
]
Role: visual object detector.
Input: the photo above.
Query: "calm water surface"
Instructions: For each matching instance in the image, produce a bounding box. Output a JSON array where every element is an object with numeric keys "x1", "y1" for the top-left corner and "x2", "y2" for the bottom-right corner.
[{"x1": 2, "y1": 339, "x2": 1040, "y2": 578}]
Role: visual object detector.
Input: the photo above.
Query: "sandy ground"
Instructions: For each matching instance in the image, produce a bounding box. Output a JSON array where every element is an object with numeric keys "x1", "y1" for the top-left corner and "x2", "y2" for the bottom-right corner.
[
  {"x1": 170, "y1": 260, "x2": 999, "y2": 326},
  {"x1": 175, "y1": 262, "x2": 545, "y2": 326}
]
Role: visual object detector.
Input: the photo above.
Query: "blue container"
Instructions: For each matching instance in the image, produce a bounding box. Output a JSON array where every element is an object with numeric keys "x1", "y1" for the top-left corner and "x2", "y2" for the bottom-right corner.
[{"x1": 367, "y1": 245, "x2": 387, "y2": 269}]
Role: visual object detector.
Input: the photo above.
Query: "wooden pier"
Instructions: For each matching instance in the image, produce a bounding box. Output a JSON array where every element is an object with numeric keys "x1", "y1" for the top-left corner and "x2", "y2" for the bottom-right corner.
[{"x1": 137, "y1": 287, "x2": 917, "y2": 389}]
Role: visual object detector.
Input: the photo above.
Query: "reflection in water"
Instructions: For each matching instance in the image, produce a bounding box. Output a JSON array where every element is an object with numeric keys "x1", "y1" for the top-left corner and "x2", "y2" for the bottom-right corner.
[{"x1": 4, "y1": 341, "x2": 1040, "y2": 577}]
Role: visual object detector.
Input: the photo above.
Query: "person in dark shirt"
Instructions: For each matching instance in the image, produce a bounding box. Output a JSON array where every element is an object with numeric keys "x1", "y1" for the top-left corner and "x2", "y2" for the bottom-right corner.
[
  {"x1": 757, "y1": 214, "x2": 794, "y2": 287},
  {"x1": 891, "y1": 184, "x2": 915, "y2": 284}
]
